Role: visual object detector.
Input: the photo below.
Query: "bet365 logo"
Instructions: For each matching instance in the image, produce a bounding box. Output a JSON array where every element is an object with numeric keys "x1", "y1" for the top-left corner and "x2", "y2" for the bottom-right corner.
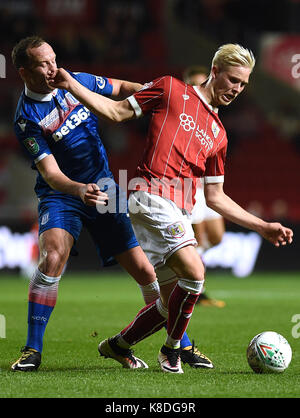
[
  {"x1": 52, "y1": 107, "x2": 90, "y2": 142},
  {"x1": 291, "y1": 314, "x2": 300, "y2": 339},
  {"x1": 0, "y1": 314, "x2": 5, "y2": 338}
]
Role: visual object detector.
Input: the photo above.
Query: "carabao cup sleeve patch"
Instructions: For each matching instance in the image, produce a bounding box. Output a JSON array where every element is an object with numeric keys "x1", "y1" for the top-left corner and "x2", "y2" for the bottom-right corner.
[{"x1": 23, "y1": 137, "x2": 40, "y2": 155}]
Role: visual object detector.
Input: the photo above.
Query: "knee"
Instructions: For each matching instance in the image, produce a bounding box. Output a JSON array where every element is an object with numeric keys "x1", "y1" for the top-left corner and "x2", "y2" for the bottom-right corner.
[
  {"x1": 166, "y1": 246, "x2": 205, "y2": 282},
  {"x1": 209, "y1": 231, "x2": 223, "y2": 246},
  {"x1": 206, "y1": 221, "x2": 225, "y2": 247},
  {"x1": 176, "y1": 263, "x2": 205, "y2": 282},
  {"x1": 39, "y1": 247, "x2": 69, "y2": 277},
  {"x1": 185, "y1": 269, "x2": 205, "y2": 282}
]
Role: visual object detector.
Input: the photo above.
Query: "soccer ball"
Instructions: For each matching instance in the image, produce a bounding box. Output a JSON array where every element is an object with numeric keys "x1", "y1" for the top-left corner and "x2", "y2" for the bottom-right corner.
[{"x1": 246, "y1": 331, "x2": 292, "y2": 373}]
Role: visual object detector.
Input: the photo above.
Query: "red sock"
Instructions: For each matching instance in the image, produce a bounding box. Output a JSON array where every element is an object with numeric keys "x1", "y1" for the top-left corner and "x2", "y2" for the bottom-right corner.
[
  {"x1": 120, "y1": 300, "x2": 166, "y2": 346},
  {"x1": 167, "y1": 284, "x2": 200, "y2": 342}
]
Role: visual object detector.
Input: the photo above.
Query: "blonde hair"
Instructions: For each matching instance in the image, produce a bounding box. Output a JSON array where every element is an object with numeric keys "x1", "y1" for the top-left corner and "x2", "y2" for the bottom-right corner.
[{"x1": 212, "y1": 43, "x2": 255, "y2": 72}]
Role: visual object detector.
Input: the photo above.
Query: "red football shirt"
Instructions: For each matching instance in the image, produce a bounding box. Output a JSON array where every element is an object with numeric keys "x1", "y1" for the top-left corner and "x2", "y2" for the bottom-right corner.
[{"x1": 127, "y1": 76, "x2": 227, "y2": 212}]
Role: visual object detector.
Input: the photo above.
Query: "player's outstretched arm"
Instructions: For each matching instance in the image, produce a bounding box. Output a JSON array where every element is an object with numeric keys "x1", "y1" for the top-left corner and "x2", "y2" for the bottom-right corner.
[
  {"x1": 110, "y1": 79, "x2": 143, "y2": 99},
  {"x1": 204, "y1": 182, "x2": 293, "y2": 247},
  {"x1": 48, "y1": 68, "x2": 135, "y2": 123}
]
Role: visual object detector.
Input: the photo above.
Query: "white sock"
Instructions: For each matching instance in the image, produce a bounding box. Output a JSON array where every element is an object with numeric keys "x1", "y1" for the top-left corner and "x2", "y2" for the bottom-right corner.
[
  {"x1": 139, "y1": 280, "x2": 160, "y2": 304},
  {"x1": 165, "y1": 335, "x2": 181, "y2": 349},
  {"x1": 178, "y1": 278, "x2": 204, "y2": 294},
  {"x1": 156, "y1": 297, "x2": 168, "y2": 319}
]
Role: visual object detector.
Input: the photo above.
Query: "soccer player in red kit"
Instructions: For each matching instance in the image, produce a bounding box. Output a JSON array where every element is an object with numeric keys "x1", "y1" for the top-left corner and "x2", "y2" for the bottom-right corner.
[
  {"x1": 184, "y1": 65, "x2": 226, "y2": 308},
  {"x1": 49, "y1": 44, "x2": 293, "y2": 373}
]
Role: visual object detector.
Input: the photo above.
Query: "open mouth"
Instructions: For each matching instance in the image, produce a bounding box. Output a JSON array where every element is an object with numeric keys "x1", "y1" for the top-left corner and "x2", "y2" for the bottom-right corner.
[{"x1": 222, "y1": 94, "x2": 235, "y2": 102}]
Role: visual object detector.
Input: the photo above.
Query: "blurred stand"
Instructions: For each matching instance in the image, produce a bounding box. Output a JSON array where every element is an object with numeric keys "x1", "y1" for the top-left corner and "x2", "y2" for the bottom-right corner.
[
  {"x1": 0, "y1": 222, "x2": 38, "y2": 278},
  {"x1": 0, "y1": 0, "x2": 299, "y2": 275}
]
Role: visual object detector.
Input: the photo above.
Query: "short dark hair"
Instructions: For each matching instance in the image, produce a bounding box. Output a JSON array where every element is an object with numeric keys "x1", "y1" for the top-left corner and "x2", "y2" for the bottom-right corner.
[
  {"x1": 183, "y1": 65, "x2": 209, "y2": 83},
  {"x1": 11, "y1": 35, "x2": 46, "y2": 69}
]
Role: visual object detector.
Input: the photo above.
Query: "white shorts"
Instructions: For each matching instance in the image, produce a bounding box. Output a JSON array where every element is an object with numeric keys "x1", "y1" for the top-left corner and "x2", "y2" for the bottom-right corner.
[
  {"x1": 191, "y1": 187, "x2": 222, "y2": 224},
  {"x1": 128, "y1": 191, "x2": 197, "y2": 285}
]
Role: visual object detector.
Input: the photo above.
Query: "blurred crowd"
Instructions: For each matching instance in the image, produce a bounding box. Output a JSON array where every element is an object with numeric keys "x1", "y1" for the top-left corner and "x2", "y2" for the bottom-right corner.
[
  {"x1": 1, "y1": 0, "x2": 300, "y2": 225},
  {"x1": 0, "y1": 0, "x2": 163, "y2": 64},
  {"x1": 173, "y1": 0, "x2": 300, "y2": 52}
]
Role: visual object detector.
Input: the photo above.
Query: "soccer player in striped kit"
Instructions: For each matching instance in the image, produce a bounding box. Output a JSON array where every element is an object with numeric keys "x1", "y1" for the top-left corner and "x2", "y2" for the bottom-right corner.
[
  {"x1": 183, "y1": 65, "x2": 226, "y2": 308},
  {"x1": 48, "y1": 44, "x2": 293, "y2": 373}
]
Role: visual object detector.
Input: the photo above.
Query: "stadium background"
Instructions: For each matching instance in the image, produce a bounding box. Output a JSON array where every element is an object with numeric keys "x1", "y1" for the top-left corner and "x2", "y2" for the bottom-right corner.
[{"x1": 0, "y1": 0, "x2": 299, "y2": 275}]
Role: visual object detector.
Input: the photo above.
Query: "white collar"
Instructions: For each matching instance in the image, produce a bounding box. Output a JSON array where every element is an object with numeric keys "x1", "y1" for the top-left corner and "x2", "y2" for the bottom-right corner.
[
  {"x1": 24, "y1": 85, "x2": 58, "y2": 102},
  {"x1": 193, "y1": 86, "x2": 218, "y2": 113}
]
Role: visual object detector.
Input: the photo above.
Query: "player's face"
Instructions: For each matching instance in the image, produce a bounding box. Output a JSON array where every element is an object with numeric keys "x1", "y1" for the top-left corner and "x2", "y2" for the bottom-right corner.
[
  {"x1": 211, "y1": 65, "x2": 251, "y2": 107},
  {"x1": 20, "y1": 43, "x2": 57, "y2": 94}
]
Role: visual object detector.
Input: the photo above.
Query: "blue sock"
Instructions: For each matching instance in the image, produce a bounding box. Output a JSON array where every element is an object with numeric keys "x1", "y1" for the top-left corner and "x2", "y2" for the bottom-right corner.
[
  {"x1": 180, "y1": 331, "x2": 192, "y2": 349},
  {"x1": 164, "y1": 324, "x2": 192, "y2": 349},
  {"x1": 26, "y1": 302, "x2": 54, "y2": 353}
]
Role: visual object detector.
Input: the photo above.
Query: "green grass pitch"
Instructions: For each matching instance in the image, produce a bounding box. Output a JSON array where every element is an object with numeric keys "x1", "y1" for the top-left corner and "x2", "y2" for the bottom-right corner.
[{"x1": 0, "y1": 271, "x2": 299, "y2": 398}]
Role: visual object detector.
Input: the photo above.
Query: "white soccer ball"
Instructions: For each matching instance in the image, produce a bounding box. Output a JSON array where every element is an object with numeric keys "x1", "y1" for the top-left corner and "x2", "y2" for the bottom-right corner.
[{"x1": 246, "y1": 331, "x2": 292, "y2": 373}]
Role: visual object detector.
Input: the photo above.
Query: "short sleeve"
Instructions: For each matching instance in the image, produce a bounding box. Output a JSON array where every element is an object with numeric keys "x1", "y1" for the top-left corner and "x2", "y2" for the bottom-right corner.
[
  {"x1": 127, "y1": 76, "x2": 170, "y2": 118},
  {"x1": 204, "y1": 145, "x2": 227, "y2": 184},
  {"x1": 14, "y1": 117, "x2": 51, "y2": 164},
  {"x1": 70, "y1": 71, "x2": 113, "y2": 97}
]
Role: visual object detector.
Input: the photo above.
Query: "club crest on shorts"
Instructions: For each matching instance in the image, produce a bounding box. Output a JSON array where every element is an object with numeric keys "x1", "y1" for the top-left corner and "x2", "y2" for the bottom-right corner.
[{"x1": 167, "y1": 222, "x2": 185, "y2": 238}]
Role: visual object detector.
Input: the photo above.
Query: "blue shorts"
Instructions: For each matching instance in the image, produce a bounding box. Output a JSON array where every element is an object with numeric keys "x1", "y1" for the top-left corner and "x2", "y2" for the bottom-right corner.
[{"x1": 38, "y1": 187, "x2": 138, "y2": 267}]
